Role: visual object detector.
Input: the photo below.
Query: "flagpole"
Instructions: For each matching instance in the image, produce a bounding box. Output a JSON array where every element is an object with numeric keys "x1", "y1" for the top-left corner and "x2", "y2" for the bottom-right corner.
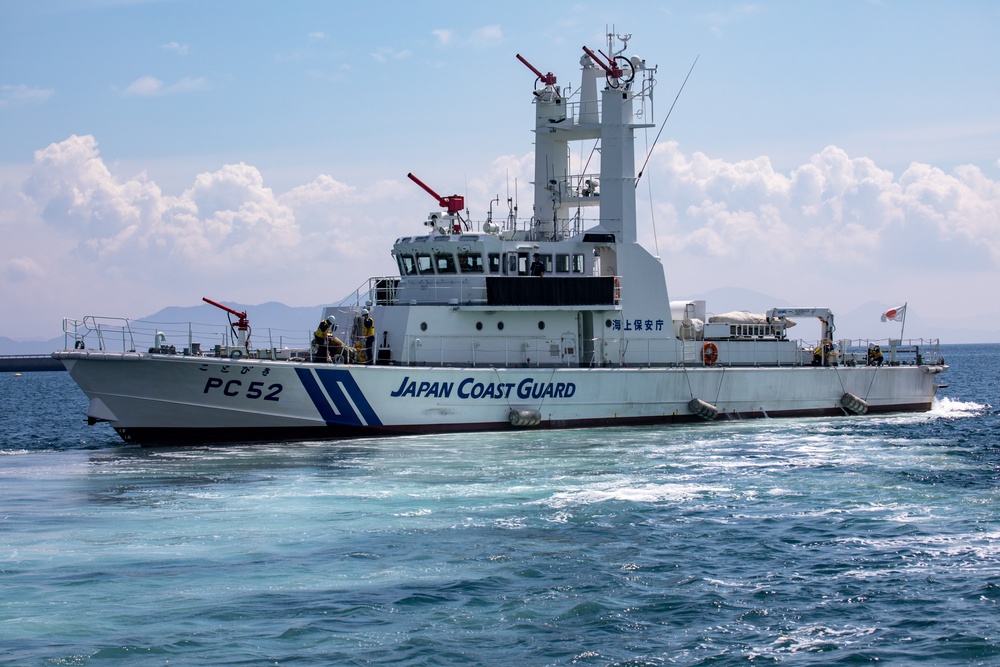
[{"x1": 899, "y1": 301, "x2": 907, "y2": 340}]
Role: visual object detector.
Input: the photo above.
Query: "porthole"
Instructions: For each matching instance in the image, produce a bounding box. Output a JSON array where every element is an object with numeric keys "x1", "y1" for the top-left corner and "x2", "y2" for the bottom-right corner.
[
  {"x1": 476, "y1": 322, "x2": 483, "y2": 330},
  {"x1": 497, "y1": 321, "x2": 505, "y2": 331},
  {"x1": 420, "y1": 322, "x2": 428, "y2": 331},
  {"x1": 538, "y1": 321, "x2": 545, "y2": 330},
  {"x1": 605, "y1": 319, "x2": 613, "y2": 328}
]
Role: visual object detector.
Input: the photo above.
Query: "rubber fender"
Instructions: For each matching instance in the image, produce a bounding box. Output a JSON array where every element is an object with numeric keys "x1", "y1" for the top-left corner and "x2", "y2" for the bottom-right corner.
[
  {"x1": 509, "y1": 408, "x2": 542, "y2": 427},
  {"x1": 688, "y1": 398, "x2": 719, "y2": 421},
  {"x1": 840, "y1": 392, "x2": 869, "y2": 415}
]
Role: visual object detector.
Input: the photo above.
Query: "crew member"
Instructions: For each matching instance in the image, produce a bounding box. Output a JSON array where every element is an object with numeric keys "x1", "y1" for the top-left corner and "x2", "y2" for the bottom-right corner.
[
  {"x1": 529, "y1": 253, "x2": 545, "y2": 277},
  {"x1": 868, "y1": 344, "x2": 884, "y2": 367},
  {"x1": 313, "y1": 316, "x2": 335, "y2": 362},
  {"x1": 361, "y1": 308, "x2": 375, "y2": 365},
  {"x1": 812, "y1": 340, "x2": 835, "y2": 366}
]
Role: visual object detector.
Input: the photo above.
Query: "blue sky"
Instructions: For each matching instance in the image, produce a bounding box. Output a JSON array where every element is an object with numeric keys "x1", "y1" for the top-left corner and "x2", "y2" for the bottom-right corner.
[{"x1": 2, "y1": 1, "x2": 999, "y2": 341}]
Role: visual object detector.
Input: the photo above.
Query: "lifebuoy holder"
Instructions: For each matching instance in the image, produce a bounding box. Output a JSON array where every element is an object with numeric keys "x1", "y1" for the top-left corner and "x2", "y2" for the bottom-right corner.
[{"x1": 702, "y1": 342, "x2": 719, "y2": 366}]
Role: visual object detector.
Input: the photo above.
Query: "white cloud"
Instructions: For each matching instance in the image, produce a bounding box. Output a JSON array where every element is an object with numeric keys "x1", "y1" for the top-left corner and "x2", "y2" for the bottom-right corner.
[
  {"x1": 470, "y1": 25, "x2": 503, "y2": 46},
  {"x1": 644, "y1": 141, "x2": 1000, "y2": 270},
  {"x1": 0, "y1": 84, "x2": 55, "y2": 107},
  {"x1": 4, "y1": 257, "x2": 45, "y2": 282},
  {"x1": 371, "y1": 47, "x2": 413, "y2": 63},
  {"x1": 430, "y1": 25, "x2": 503, "y2": 50},
  {"x1": 168, "y1": 76, "x2": 209, "y2": 93},
  {"x1": 432, "y1": 29, "x2": 453, "y2": 46},
  {"x1": 160, "y1": 41, "x2": 189, "y2": 56},
  {"x1": 123, "y1": 75, "x2": 209, "y2": 96},
  {"x1": 124, "y1": 75, "x2": 163, "y2": 96},
  {"x1": 21, "y1": 135, "x2": 301, "y2": 271}
]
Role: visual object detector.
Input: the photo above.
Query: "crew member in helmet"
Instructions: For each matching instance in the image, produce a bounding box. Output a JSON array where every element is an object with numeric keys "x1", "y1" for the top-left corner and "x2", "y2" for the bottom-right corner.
[
  {"x1": 313, "y1": 316, "x2": 335, "y2": 362},
  {"x1": 361, "y1": 308, "x2": 375, "y2": 364}
]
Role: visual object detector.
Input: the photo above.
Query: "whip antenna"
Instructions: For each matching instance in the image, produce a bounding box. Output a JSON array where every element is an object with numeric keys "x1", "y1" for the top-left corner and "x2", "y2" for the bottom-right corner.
[{"x1": 636, "y1": 55, "x2": 699, "y2": 187}]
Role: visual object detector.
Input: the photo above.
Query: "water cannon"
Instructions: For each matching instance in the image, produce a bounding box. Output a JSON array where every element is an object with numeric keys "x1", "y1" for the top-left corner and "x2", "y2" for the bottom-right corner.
[
  {"x1": 407, "y1": 172, "x2": 464, "y2": 214},
  {"x1": 203, "y1": 296, "x2": 251, "y2": 350},
  {"x1": 516, "y1": 53, "x2": 557, "y2": 87},
  {"x1": 582, "y1": 45, "x2": 635, "y2": 89}
]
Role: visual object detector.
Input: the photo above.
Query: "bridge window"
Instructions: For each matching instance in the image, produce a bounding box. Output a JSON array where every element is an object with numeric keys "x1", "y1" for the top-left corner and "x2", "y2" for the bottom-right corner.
[
  {"x1": 397, "y1": 254, "x2": 418, "y2": 276},
  {"x1": 416, "y1": 253, "x2": 434, "y2": 274},
  {"x1": 488, "y1": 253, "x2": 501, "y2": 273},
  {"x1": 434, "y1": 251, "x2": 457, "y2": 274},
  {"x1": 458, "y1": 252, "x2": 484, "y2": 273},
  {"x1": 572, "y1": 254, "x2": 585, "y2": 273},
  {"x1": 555, "y1": 254, "x2": 571, "y2": 273}
]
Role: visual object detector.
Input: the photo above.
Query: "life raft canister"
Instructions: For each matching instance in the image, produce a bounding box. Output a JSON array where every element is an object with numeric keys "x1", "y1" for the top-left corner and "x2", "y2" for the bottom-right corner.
[{"x1": 702, "y1": 342, "x2": 719, "y2": 366}]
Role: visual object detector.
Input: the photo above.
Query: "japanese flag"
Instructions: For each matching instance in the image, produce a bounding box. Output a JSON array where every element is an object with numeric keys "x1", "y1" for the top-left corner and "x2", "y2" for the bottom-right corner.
[{"x1": 881, "y1": 305, "x2": 906, "y2": 322}]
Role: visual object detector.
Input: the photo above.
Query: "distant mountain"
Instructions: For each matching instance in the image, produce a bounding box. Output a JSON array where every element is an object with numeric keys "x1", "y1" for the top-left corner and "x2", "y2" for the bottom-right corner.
[
  {"x1": 141, "y1": 301, "x2": 329, "y2": 337},
  {"x1": 0, "y1": 335, "x2": 66, "y2": 356}
]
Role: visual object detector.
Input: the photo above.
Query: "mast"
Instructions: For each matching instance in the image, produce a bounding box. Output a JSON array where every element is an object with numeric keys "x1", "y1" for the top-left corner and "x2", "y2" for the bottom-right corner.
[
  {"x1": 518, "y1": 53, "x2": 568, "y2": 241},
  {"x1": 518, "y1": 33, "x2": 653, "y2": 244}
]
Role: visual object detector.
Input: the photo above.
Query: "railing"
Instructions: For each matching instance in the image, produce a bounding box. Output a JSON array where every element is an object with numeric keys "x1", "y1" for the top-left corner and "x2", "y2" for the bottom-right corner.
[
  {"x1": 837, "y1": 338, "x2": 944, "y2": 367},
  {"x1": 63, "y1": 317, "x2": 136, "y2": 353},
  {"x1": 61, "y1": 316, "x2": 312, "y2": 359},
  {"x1": 58, "y1": 315, "x2": 946, "y2": 370},
  {"x1": 395, "y1": 334, "x2": 946, "y2": 369}
]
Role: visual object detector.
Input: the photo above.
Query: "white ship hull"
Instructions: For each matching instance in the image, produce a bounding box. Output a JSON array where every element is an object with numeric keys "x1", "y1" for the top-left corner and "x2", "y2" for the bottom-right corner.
[{"x1": 58, "y1": 351, "x2": 942, "y2": 446}]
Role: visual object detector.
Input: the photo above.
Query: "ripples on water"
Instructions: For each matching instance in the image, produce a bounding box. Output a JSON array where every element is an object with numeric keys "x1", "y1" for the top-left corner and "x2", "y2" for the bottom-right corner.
[{"x1": 1, "y1": 344, "x2": 998, "y2": 665}]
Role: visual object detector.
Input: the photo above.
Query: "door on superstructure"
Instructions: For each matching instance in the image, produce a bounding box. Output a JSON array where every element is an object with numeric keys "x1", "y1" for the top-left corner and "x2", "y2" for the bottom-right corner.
[
  {"x1": 504, "y1": 251, "x2": 530, "y2": 276},
  {"x1": 561, "y1": 333, "x2": 578, "y2": 366}
]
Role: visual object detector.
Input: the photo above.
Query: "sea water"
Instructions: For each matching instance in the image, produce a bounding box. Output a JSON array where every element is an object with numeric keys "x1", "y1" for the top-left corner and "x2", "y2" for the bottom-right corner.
[{"x1": 1, "y1": 345, "x2": 998, "y2": 665}]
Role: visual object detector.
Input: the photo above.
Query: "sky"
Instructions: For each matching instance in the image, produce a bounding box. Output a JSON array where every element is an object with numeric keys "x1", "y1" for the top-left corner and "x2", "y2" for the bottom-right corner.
[{"x1": 2, "y1": 0, "x2": 999, "y2": 342}]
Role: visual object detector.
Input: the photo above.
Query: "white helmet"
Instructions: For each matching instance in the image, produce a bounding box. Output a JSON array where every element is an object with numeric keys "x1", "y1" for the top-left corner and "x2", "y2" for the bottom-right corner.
[
  {"x1": 326, "y1": 316, "x2": 336, "y2": 330},
  {"x1": 362, "y1": 309, "x2": 369, "y2": 316}
]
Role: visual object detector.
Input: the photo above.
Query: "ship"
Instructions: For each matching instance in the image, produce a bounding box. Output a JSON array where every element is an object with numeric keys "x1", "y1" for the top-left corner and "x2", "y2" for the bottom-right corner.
[{"x1": 54, "y1": 33, "x2": 946, "y2": 446}]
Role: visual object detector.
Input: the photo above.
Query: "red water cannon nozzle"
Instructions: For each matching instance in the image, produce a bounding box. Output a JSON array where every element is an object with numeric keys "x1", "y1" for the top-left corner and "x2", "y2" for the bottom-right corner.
[
  {"x1": 203, "y1": 297, "x2": 249, "y2": 331},
  {"x1": 407, "y1": 172, "x2": 465, "y2": 214},
  {"x1": 516, "y1": 53, "x2": 557, "y2": 86},
  {"x1": 582, "y1": 46, "x2": 624, "y2": 79}
]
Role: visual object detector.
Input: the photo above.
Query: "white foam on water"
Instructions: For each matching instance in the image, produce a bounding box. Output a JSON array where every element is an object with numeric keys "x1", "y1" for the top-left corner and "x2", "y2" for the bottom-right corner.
[
  {"x1": 932, "y1": 395, "x2": 989, "y2": 417},
  {"x1": 542, "y1": 480, "x2": 731, "y2": 508},
  {"x1": 756, "y1": 624, "x2": 879, "y2": 658}
]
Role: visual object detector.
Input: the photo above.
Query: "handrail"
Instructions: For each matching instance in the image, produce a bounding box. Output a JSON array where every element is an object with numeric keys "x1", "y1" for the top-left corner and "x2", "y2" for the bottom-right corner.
[{"x1": 59, "y1": 316, "x2": 313, "y2": 357}]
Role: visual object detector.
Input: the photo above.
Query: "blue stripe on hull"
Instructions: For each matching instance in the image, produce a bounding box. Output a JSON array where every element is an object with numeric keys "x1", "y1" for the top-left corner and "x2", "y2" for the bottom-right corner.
[{"x1": 294, "y1": 367, "x2": 383, "y2": 427}]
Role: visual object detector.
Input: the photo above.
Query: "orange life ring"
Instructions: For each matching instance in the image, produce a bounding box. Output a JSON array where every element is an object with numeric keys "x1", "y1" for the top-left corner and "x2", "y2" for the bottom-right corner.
[{"x1": 702, "y1": 342, "x2": 719, "y2": 366}]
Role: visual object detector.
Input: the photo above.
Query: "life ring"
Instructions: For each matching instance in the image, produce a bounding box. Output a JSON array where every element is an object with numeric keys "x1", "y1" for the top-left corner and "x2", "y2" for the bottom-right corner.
[{"x1": 702, "y1": 342, "x2": 719, "y2": 366}]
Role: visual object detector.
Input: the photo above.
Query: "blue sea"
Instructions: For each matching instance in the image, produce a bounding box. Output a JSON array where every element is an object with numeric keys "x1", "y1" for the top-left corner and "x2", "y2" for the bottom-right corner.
[{"x1": 2, "y1": 345, "x2": 998, "y2": 666}]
